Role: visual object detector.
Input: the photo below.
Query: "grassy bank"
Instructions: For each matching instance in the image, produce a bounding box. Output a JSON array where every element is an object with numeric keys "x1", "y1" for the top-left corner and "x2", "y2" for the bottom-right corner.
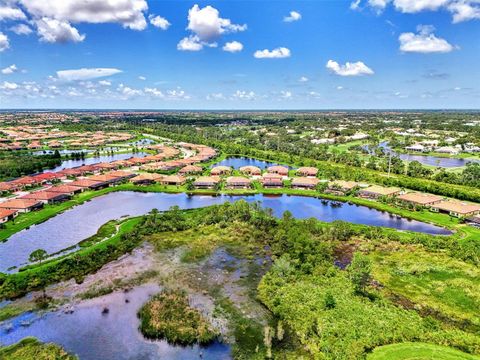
[
  {"x1": 367, "y1": 342, "x2": 480, "y2": 360},
  {"x1": 0, "y1": 337, "x2": 77, "y2": 360}
]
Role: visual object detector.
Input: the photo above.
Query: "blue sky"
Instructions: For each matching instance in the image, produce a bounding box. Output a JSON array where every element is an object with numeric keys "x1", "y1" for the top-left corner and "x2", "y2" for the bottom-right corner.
[{"x1": 0, "y1": 0, "x2": 479, "y2": 109}]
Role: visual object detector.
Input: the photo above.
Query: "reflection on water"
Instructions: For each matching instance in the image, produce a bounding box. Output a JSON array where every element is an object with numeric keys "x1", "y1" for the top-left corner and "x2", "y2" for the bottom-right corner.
[
  {"x1": 0, "y1": 192, "x2": 450, "y2": 272},
  {"x1": 0, "y1": 284, "x2": 231, "y2": 360}
]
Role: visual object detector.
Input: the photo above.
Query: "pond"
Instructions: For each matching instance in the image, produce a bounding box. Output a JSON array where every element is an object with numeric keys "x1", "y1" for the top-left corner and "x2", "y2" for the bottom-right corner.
[
  {"x1": 211, "y1": 156, "x2": 286, "y2": 169},
  {"x1": 48, "y1": 152, "x2": 148, "y2": 172},
  {"x1": 0, "y1": 192, "x2": 450, "y2": 272},
  {"x1": 375, "y1": 142, "x2": 479, "y2": 168},
  {"x1": 0, "y1": 284, "x2": 231, "y2": 360}
]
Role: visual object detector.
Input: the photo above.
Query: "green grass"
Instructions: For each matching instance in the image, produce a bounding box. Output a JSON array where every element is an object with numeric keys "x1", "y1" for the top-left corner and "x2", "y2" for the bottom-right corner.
[
  {"x1": 371, "y1": 246, "x2": 480, "y2": 328},
  {"x1": 0, "y1": 337, "x2": 77, "y2": 360},
  {"x1": 138, "y1": 289, "x2": 218, "y2": 345},
  {"x1": 0, "y1": 302, "x2": 36, "y2": 322},
  {"x1": 367, "y1": 342, "x2": 480, "y2": 360}
]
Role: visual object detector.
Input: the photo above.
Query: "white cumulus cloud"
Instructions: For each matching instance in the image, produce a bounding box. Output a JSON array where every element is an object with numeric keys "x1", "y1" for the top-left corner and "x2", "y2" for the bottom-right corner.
[
  {"x1": 186, "y1": 4, "x2": 246, "y2": 43},
  {"x1": 56, "y1": 68, "x2": 122, "y2": 81},
  {"x1": 223, "y1": 40, "x2": 243, "y2": 53},
  {"x1": 177, "y1": 35, "x2": 204, "y2": 51},
  {"x1": 254, "y1": 47, "x2": 291, "y2": 59},
  {"x1": 326, "y1": 60, "x2": 374, "y2": 76},
  {"x1": 399, "y1": 25, "x2": 454, "y2": 53},
  {"x1": 19, "y1": 0, "x2": 148, "y2": 30},
  {"x1": 0, "y1": 31, "x2": 9, "y2": 51},
  {"x1": 232, "y1": 90, "x2": 256, "y2": 100},
  {"x1": 0, "y1": 6, "x2": 27, "y2": 21},
  {"x1": 1, "y1": 64, "x2": 17, "y2": 74},
  {"x1": 9, "y1": 23, "x2": 33, "y2": 35},
  {"x1": 149, "y1": 14, "x2": 170, "y2": 30},
  {"x1": 35, "y1": 17, "x2": 85, "y2": 43},
  {"x1": 0, "y1": 81, "x2": 18, "y2": 90},
  {"x1": 283, "y1": 11, "x2": 301, "y2": 22},
  {"x1": 299, "y1": 76, "x2": 309, "y2": 82}
]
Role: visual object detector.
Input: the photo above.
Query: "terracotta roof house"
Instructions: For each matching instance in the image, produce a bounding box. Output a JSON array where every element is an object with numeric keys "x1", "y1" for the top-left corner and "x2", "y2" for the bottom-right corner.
[
  {"x1": 397, "y1": 192, "x2": 443, "y2": 207},
  {"x1": 358, "y1": 185, "x2": 401, "y2": 199},
  {"x1": 130, "y1": 173, "x2": 163, "y2": 185},
  {"x1": 239, "y1": 166, "x2": 262, "y2": 176},
  {"x1": 0, "y1": 198, "x2": 43, "y2": 213},
  {"x1": 431, "y1": 200, "x2": 480, "y2": 218},
  {"x1": 210, "y1": 166, "x2": 232, "y2": 176},
  {"x1": 194, "y1": 176, "x2": 221, "y2": 189},
  {"x1": 106, "y1": 170, "x2": 136, "y2": 180},
  {"x1": 89, "y1": 174, "x2": 122, "y2": 185},
  {"x1": 178, "y1": 165, "x2": 203, "y2": 175},
  {"x1": 10, "y1": 176, "x2": 38, "y2": 188},
  {"x1": 291, "y1": 177, "x2": 320, "y2": 189},
  {"x1": 0, "y1": 208, "x2": 18, "y2": 223},
  {"x1": 31, "y1": 172, "x2": 61, "y2": 184},
  {"x1": 69, "y1": 178, "x2": 106, "y2": 190},
  {"x1": 46, "y1": 184, "x2": 83, "y2": 196},
  {"x1": 77, "y1": 165, "x2": 101, "y2": 174},
  {"x1": 0, "y1": 182, "x2": 21, "y2": 193},
  {"x1": 96, "y1": 162, "x2": 117, "y2": 170},
  {"x1": 226, "y1": 176, "x2": 252, "y2": 189},
  {"x1": 267, "y1": 166, "x2": 289, "y2": 176},
  {"x1": 21, "y1": 191, "x2": 70, "y2": 204},
  {"x1": 261, "y1": 174, "x2": 283, "y2": 188},
  {"x1": 159, "y1": 175, "x2": 186, "y2": 186},
  {"x1": 296, "y1": 167, "x2": 318, "y2": 177},
  {"x1": 57, "y1": 168, "x2": 85, "y2": 178},
  {"x1": 326, "y1": 180, "x2": 359, "y2": 195}
]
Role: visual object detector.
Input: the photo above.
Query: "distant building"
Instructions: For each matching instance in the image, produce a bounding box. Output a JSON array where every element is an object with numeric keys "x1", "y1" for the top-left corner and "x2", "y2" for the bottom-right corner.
[
  {"x1": 431, "y1": 200, "x2": 480, "y2": 218},
  {"x1": 397, "y1": 192, "x2": 443, "y2": 207},
  {"x1": 358, "y1": 185, "x2": 401, "y2": 199}
]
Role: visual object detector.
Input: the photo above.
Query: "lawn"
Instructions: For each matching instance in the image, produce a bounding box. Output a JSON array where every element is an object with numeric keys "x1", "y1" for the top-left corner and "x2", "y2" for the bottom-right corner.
[
  {"x1": 367, "y1": 342, "x2": 480, "y2": 360},
  {"x1": 370, "y1": 245, "x2": 480, "y2": 328}
]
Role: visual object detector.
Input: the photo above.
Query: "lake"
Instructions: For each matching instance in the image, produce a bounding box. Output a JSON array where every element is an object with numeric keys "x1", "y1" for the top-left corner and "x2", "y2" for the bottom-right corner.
[
  {"x1": 211, "y1": 157, "x2": 283, "y2": 169},
  {"x1": 48, "y1": 152, "x2": 148, "y2": 172},
  {"x1": 0, "y1": 192, "x2": 450, "y2": 272}
]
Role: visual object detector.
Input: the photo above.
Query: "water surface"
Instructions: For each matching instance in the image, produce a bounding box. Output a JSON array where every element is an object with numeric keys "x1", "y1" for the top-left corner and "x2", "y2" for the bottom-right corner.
[
  {"x1": 0, "y1": 284, "x2": 231, "y2": 360},
  {"x1": 0, "y1": 192, "x2": 450, "y2": 272},
  {"x1": 48, "y1": 152, "x2": 147, "y2": 172}
]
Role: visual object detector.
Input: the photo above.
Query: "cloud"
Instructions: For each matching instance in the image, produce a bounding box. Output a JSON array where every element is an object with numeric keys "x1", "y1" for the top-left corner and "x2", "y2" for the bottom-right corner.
[
  {"x1": 98, "y1": 80, "x2": 111, "y2": 86},
  {"x1": 56, "y1": 68, "x2": 122, "y2": 81},
  {"x1": 280, "y1": 90, "x2": 292, "y2": 99},
  {"x1": 177, "y1": 35, "x2": 203, "y2": 51},
  {"x1": 207, "y1": 92, "x2": 225, "y2": 100},
  {"x1": 186, "y1": 4, "x2": 246, "y2": 42},
  {"x1": 254, "y1": 47, "x2": 291, "y2": 59},
  {"x1": 0, "y1": 81, "x2": 18, "y2": 90},
  {"x1": 149, "y1": 14, "x2": 170, "y2": 30},
  {"x1": 138, "y1": 76, "x2": 146, "y2": 80},
  {"x1": 223, "y1": 40, "x2": 243, "y2": 53},
  {"x1": 298, "y1": 76, "x2": 309, "y2": 82},
  {"x1": 0, "y1": 32, "x2": 9, "y2": 51},
  {"x1": 19, "y1": 0, "x2": 148, "y2": 30},
  {"x1": 0, "y1": 6, "x2": 27, "y2": 21},
  {"x1": 232, "y1": 90, "x2": 256, "y2": 100},
  {"x1": 144, "y1": 87, "x2": 164, "y2": 97},
  {"x1": 35, "y1": 17, "x2": 85, "y2": 43},
  {"x1": 9, "y1": 23, "x2": 33, "y2": 35},
  {"x1": 399, "y1": 25, "x2": 454, "y2": 53},
  {"x1": 1, "y1": 64, "x2": 17, "y2": 74},
  {"x1": 355, "y1": 0, "x2": 480, "y2": 23},
  {"x1": 326, "y1": 60, "x2": 374, "y2": 76},
  {"x1": 283, "y1": 11, "x2": 301, "y2": 22}
]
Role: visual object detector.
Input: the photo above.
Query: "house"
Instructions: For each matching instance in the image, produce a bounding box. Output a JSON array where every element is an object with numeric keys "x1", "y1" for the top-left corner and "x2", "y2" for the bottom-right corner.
[
  {"x1": 106, "y1": 170, "x2": 136, "y2": 181},
  {"x1": 210, "y1": 166, "x2": 232, "y2": 176},
  {"x1": 57, "y1": 168, "x2": 86, "y2": 178},
  {"x1": 46, "y1": 185, "x2": 83, "y2": 196},
  {"x1": 130, "y1": 173, "x2": 163, "y2": 185},
  {"x1": 0, "y1": 208, "x2": 18, "y2": 223},
  {"x1": 239, "y1": 166, "x2": 262, "y2": 176},
  {"x1": 178, "y1": 165, "x2": 203, "y2": 175},
  {"x1": 194, "y1": 176, "x2": 221, "y2": 189},
  {"x1": 296, "y1": 167, "x2": 318, "y2": 177},
  {"x1": 31, "y1": 172, "x2": 62, "y2": 184},
  {"x1": 397, "y1": 192, "x2": 443, "y2": 207},
  {"x1": 261, "y1": 174, "x2": 283, "y2": 188},
  {"x1": 0, "y1": 199, "x2": 43, "y2": 213},
  {"x1": 291, "y1": 177, "x2": 319, "y2": 189},
  {"x1": 267, "y1": 166, "x2": 289, "y2": 176},
  {"x1": 69, "y1": 178, "x2": 106, "y2": 190},
  {"x1": 0, "y1": 181, "x2": 21, "y2": 193},
  {"x1": 405, "y1": 144, "x2": 425, "y2": 152},
  {"x1": 226, "y1": 177, "x2": 252, "y2": 189},
  {"x1": 159, "y1": 175, "x2": 186, "y2": 186},
  {"x1": 325, "y1": 180, "x2": 359, "y2": 196},
  {"x1": 358, "y1": 185, "x2": 401, "y2": 199},
  {"x1": 435, "y1": 146, "x2": 459, "y2": 155},
  {"x1": 430, "y1": 200, "x2": 480, "y2": 218},
  {"x1": 89, "y1": 174, "x2": 122, "y2": 186},
  {"x1": 10, "y1": 176, "x2": 38, "y2": 189},
  {"x1": 20, "y1": 191, "x2": 70, "y2": 204}
]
